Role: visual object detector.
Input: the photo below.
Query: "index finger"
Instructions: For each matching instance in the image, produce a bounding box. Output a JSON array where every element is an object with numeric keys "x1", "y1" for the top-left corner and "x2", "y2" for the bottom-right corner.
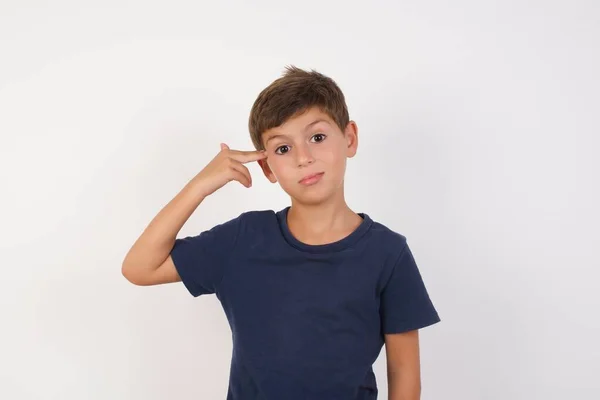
[{"x1": 229, "y1": 149, "x2": 268, "y2": 163}]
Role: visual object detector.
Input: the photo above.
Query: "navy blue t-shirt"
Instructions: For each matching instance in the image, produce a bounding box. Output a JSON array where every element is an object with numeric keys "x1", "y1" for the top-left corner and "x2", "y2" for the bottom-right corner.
[{"x1": 171, "y1": 207, "x2": 440, "y2": 399}]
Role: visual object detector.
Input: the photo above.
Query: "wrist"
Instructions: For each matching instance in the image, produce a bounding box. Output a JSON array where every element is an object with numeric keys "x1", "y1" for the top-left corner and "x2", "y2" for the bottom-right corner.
[{"x1": 187, "y1": 175, "x2": 212, "y2": 200}]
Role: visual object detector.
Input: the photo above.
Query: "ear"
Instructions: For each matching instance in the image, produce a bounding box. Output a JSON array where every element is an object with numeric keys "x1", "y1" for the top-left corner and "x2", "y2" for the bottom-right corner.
[
  {"x1": 258, "y1": 159, "x2": 278, "y2": 183},
  {"x1": 344, "y1": 121, "x2": 358, "y2": 158}
]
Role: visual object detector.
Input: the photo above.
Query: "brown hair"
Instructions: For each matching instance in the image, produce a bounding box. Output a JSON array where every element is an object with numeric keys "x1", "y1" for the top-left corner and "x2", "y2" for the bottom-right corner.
[{"x1": 248, "y1": 65, "x2": 350, "y2": 150}]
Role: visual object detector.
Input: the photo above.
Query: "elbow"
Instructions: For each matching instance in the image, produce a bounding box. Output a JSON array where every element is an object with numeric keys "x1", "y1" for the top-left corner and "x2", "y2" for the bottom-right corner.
[{"x1": 121, "y1": 260, "x2": 145, "y2": 286}]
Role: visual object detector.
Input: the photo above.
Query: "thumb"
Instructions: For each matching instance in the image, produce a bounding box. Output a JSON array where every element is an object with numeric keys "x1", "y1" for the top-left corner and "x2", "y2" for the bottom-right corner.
[{"x1": 220, "y1": 143, "x2": 229, "y2": 151}]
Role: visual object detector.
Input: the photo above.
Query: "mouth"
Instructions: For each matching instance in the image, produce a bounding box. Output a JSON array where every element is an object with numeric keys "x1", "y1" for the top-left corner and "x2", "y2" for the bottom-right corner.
[{"x1": 298, "y1": 172, "x2": 325, "y2": 186}]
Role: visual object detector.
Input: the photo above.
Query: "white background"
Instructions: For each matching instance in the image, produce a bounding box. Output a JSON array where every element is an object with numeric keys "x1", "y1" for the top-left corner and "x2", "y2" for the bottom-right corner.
[{"x1": 1, "y1": 1, "x2": 599, "y2": 399}]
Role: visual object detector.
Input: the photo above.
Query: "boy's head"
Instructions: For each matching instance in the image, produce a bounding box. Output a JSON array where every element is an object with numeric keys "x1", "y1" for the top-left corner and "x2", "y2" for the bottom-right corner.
[{"x1": 249, "y1": 66, "x2": 358, "y2": 205}]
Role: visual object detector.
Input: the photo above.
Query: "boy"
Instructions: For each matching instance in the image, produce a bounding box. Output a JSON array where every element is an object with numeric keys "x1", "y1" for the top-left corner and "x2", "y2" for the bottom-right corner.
[{"x1": 122, "y1": 66, "x2": 440, "y2": 399}]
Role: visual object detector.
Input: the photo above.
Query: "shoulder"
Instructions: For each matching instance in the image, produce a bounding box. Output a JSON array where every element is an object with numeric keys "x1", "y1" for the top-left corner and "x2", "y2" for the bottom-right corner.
[
  {"x1": 233, "y1": 209, "x2": 280, "y2": 237},
  {"x1": 237, "y1": 209, "x2": 277, "y2": 227},
  {"x1": 200, "y1": 209, "x2": 276, "y2": 241},
  {"x1": 223, "y1": 209, "x2": 282, "y2": 254},
  {"x1": 365, "y1": 215, "x2": 409, "y2": 256}
]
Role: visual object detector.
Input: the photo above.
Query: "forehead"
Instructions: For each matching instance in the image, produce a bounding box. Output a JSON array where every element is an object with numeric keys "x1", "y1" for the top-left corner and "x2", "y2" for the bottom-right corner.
[{"x1": 263, "y1": 108, "x2": 336, "y2": 138}]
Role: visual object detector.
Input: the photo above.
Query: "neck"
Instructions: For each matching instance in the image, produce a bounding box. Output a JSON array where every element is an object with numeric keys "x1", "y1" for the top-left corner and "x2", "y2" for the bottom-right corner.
[{"x1": 287, "y1": 189, "x2": 362, "y2": 245}]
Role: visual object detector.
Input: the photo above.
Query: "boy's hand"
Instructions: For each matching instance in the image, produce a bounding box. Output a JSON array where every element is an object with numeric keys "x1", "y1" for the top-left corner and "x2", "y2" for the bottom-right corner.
[{"x1": 192, "y1": 143, "x2": 267, "y2": 197}]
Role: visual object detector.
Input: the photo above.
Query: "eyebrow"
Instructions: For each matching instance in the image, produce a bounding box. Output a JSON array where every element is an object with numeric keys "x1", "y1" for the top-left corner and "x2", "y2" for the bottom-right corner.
[{"x1": 265, "y1": 119, "x2": 330, "y2": 144}]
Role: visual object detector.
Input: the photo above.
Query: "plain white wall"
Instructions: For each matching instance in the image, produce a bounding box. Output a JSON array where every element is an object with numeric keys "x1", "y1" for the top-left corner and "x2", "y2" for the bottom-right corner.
[{"x1": 1, "y1": 1, "x2": 599, "y2": 399}]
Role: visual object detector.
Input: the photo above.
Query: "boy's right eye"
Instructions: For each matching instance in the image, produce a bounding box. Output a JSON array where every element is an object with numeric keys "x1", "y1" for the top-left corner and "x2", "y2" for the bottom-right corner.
[{"x1": 275, "y1": 145, "x2": 291, "y2": 155}]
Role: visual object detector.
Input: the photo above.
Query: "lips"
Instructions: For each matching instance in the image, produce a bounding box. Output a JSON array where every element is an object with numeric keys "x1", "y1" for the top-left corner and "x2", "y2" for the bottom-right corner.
[{"x1": 298, "y1": 172, "x2": 325, "y2": 186}]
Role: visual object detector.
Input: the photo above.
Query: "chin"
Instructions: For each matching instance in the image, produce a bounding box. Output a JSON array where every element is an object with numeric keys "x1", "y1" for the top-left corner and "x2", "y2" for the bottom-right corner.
[
  {"x1": 288, "y1": 187, "x2": 337, "y2": 206},
  {"x1": 294, "y1": 195, "x2": 328, "y2": 206}
]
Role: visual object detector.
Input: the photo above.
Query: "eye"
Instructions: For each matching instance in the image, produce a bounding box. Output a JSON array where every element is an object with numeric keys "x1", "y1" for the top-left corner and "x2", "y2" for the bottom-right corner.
[
  {"x1": 275, "y1": 145, "x2": 291, "y2": 155},
  {"x1": 311, "y1": 133, "x2": 327, "y2": 143}
]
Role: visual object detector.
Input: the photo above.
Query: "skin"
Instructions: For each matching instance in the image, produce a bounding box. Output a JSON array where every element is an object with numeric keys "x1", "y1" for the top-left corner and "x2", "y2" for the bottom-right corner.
[
  {"x1": 121, "y1": 106, "x2": 422, "y2": 399},
  {"x1": 258, "y1": 106, "x2": 363, "y2": 245}
]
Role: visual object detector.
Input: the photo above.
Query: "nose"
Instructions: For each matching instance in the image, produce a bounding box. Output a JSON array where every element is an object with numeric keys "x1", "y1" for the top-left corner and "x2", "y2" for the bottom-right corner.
[{"x1": 295, "y1": 143, "x2": 315, "y2": 167}]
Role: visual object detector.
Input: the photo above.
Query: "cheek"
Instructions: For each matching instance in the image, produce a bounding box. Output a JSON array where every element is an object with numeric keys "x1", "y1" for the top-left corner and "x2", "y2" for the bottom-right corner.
[
  {"x1": 316, "y1": 142, "x2": 345, "y2": 165},
  {"x1": 267, "y1": 158, "x2": 290, "y2": 179}
]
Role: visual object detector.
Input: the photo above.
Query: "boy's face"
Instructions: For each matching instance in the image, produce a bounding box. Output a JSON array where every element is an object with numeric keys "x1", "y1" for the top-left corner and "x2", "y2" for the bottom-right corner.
[{"x1": 258, "y1": 107, "x2": 358, "y2": 205}]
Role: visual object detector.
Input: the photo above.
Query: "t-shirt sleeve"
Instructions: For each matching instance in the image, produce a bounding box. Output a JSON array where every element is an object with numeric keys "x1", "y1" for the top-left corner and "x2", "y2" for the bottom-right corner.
[
  {"x1": 380, "y1": 241, "x2": 441, "y2": 334},
  {"x1": 170, "y1": 214, "x2": 242, "y2": 297}
]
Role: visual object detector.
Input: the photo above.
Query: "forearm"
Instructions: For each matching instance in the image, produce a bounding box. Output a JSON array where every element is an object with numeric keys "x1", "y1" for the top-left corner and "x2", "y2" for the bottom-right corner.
[
  {"x1": 387, "y1": 370, "x2": 421, "y2": 400},
  {"x1": 122, "y1": 176, "x2": 206, "y2": 275}
]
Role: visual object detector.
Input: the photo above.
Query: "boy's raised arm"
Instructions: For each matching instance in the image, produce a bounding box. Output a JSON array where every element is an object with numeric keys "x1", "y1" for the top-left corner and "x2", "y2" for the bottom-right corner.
[{"x1": 121, "y1": 144, "x2": 266, "y2": 286}]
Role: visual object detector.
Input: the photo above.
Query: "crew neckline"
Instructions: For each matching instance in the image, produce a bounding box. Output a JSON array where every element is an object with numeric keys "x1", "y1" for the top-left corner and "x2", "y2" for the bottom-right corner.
[{"x1": 276, "y1": 206, "x2": 373, "y2": 254}]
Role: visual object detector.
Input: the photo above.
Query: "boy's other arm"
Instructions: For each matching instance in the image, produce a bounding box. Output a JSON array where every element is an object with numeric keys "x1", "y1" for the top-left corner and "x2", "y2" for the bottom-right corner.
[
  {"x1": 121, "y1": 144, "x2": 266, "y2": 286},
  {"x1": 385, "y1": 330, "x2": 422, "y2": 400}
]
